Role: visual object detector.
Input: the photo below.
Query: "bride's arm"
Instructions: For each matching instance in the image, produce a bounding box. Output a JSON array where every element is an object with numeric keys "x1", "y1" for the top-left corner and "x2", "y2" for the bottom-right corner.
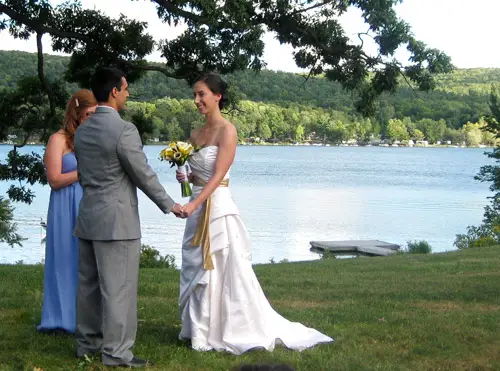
[
  {"x1": 176, "y1": 166, "x2": 194, "y2": 183},
  {"x1": 183, "y1": 124, "x2": 237, "y2": 215},
  {"x1": 176, "y1": 131, "x2": 199, "y2": 184}
]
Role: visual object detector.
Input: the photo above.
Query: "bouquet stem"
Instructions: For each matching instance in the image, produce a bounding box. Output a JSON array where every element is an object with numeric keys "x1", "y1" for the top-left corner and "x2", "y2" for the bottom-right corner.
[{"x1": 178, "y1": 164, "x2": 192, "y2": 197}]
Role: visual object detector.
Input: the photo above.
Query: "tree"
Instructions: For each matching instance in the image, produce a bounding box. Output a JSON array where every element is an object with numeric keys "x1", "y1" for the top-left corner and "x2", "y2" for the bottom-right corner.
[
  {"x1": 386, "y1": 118, "x2": 409, "y2": 142},
  {"x1": 462, "y1": 122, "x2": 483, "y2": 147},
  {"x1": 442, "y1": 127, "x2": 464, "y2": 144},
  {"x1": 325, "y1": 120, "x2": 346, "y2": 143},
  {"x1": 162, "y1": 118, "x2": 185, "y2": 142},
  {"x1": 375, "y1": 102, "x2": 396, "y2": 126},
  {"x1": 0, "y1": 0, "x2": 452, "y2": 245},
  {"x1": 1, "y1": 0, "x2": 452, "y2": 112},
  {"x1": 295, "y1": 124, "x2": 305, "y2": 142},
  {"x1": 123, "y1": 101, "x2": 158, "y2": 142},
  {"x1": 0, "y1": 197, "x2": 23, "y2": 246},
  {"x1": 413, "y1": 128, "x2": 425, "y2": 141},
  {"x1": 455, "y1": 85, "x2": 500, "y2": 249},
  {"x1": 402, "y1": 117, "x2": 415, "y2": 137},
  {"x1": 0, "y1": 76, "x2": 67, "y2": 246},
  {"x1": 256, "y1": 121, "x2": 272, "y2": 141},
  {"x1": 416, "y1": 118, "x2": 446, "y2": 144}
]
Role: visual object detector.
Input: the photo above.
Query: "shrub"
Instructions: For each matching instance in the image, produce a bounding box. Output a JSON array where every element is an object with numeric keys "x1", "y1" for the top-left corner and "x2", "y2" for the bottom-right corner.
[
  {"x1": 140, "y1": 244, "x2": 176, "y2": 269},
  {"x1": 405, "y1": 240, "x2": 432, "y2": 254},
  {"x1": 320, "y1": 251, "x2": 337, "y2": 260},
  {"x1": 454, "y1": 224, "x2": 498, "y2": 250}
]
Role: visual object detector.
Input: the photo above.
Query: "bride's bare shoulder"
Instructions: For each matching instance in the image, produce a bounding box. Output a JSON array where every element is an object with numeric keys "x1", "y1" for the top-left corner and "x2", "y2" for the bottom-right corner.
[
  {"x1": 222, "y1": 119, "x2": 236, "y2": 132},
  {"x1": 219, "y1": 121, "x2": 237, "y2": 141}
]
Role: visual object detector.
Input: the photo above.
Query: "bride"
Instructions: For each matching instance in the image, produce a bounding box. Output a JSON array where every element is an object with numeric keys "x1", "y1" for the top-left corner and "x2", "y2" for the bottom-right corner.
[{"x1": 176, "y1": 72, "x2": 333, "y2": 355}]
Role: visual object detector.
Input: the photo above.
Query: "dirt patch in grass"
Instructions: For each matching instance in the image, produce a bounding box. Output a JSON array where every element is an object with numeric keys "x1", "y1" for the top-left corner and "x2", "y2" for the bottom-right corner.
[
  {"x1": 459, "y1": 271, "x2": 500, "y2": 278},
  {"x1": 0, "y1": 309, "x2": 28, "y2": 324},
  {"x1": 409, "y1": 300, "x2": 500, "y2": 313},
  {"x1": 271, "y1": 299, "x2": 336, "y2": 309}
]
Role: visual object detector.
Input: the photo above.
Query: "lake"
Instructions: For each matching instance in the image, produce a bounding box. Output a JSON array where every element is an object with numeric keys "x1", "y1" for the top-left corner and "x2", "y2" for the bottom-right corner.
[{"x1": 0, "y1": 144, "x2": 492, "y2": 265}]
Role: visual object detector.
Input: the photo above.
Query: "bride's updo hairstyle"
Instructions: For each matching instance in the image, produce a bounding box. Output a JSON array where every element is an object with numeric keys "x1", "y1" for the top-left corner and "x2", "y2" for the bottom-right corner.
[{"x1": 194, "y1": 72, "x2": 229, "y2": 110}]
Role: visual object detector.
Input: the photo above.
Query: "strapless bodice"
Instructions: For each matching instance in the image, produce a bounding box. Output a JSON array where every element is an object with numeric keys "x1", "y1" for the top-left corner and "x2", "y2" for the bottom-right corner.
[
  {"x1": 187, "y1": 145, "x2": 237, "y2": 220},
  {"x1": 188, "y1": 146, "x2": 230, "y2": 183},
  {"x1": 62, "y1": 152, "x2": 77, "y2": 173}
]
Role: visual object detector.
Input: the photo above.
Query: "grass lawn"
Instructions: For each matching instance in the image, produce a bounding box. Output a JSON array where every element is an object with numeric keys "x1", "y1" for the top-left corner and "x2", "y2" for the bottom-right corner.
[{"x1": 1, "y1": 246, "x2": 500, "y2": 370}]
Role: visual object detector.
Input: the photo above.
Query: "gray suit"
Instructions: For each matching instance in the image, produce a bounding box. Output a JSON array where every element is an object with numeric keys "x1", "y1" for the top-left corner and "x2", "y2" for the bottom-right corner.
[{"x1": 74, "y1": 106, "x2": 175, "y2": 365}]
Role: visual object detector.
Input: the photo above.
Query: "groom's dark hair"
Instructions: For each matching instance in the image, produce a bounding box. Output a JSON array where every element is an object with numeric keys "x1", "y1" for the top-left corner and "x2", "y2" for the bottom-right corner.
[{"x1": 90, "y1": 67, "x2": 126, "y2": 103}]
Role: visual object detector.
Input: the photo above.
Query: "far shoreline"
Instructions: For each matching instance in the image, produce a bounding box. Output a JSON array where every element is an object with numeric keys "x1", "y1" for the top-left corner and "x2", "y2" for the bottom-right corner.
[{"x1": 0, "y1": 142, "x2": 493, "y2": 149}]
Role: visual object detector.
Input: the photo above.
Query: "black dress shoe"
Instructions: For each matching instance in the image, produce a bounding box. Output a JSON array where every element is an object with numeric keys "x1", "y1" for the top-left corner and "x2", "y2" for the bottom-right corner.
[{"x1": 110, "y1": 357, "x2": 154, "y2": 368}]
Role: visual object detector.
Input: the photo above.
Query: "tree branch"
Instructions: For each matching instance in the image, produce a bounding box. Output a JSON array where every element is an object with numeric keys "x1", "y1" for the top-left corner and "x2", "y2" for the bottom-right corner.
[
  {"x1": 0, "y1": 4, "x2": 97, "y2": 47},
  {"x1": 121, "y1": 61, "x2": 179, "y2": 79},
  {"x1": 150, "y1": 0, "x2": 206, "y2": 24},
  {"x1": 357, "y1": 29, "x2": 373, "y2": 49},
  {"x1": 288, "y1": 0, "x2": 336, "y2": 17},
  {"x1": 396, "y1": 67, "x2": 420, "y2": 99},
  {"x1": 12, "y1": 129, "x2": 34, "y2": 180},
  {"x1": 2, "y1": 3, "x2": 186, "y2": 82},
  {"x1": 300, "y1": 57, "x2": 320, "y2": 88},
  {"x1": 36, "y1": 32, "x2": 57, "y2": 117}
]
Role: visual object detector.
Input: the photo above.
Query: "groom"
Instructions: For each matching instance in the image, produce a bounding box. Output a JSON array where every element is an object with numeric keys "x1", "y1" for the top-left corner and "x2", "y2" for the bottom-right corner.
[{"x1": 73, "y1": 66, "x2": 183, "y2": 368}]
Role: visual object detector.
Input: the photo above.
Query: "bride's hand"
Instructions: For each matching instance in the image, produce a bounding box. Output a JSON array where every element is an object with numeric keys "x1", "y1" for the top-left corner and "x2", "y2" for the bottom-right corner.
[
  {"x1": 176, "y1": 169, "x2": 188, "y2": 183},
  {"x1": 181, "y1": 202, "x2": 197, "y2": 218}
]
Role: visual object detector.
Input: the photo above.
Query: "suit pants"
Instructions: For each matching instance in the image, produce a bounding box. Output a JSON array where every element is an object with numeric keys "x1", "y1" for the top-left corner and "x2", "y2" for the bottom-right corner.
[{"x1": 75, "y1": 238, "x2": 140, "y2": 365}]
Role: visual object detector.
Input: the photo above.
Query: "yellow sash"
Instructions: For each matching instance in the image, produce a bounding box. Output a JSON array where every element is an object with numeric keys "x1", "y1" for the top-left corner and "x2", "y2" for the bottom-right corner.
[{"x1": 191, "y1": 177, "x2": 229, "y2": 270}]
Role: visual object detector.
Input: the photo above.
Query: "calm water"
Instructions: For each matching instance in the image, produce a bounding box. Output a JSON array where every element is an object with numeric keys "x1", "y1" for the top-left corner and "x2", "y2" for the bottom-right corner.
[{"x1": 0, "y1": 144, "x2": 492, "y2": 265}]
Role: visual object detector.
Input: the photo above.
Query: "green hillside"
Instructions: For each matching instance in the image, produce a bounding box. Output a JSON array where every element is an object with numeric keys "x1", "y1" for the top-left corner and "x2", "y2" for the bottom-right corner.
[{"x1": 1, "y1": 50, "x2": 499, "y2": 129}]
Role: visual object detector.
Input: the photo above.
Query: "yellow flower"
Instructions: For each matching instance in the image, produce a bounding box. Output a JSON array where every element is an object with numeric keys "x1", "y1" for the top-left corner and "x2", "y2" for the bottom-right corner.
[
  {"x1": 177, "y1": 142, "x2": 194, "y2": 156},
  {"x1": 160, "y1": 148, "x2": 175, "y2": 161},
  {"x1": 160, "y1": 141, "x2": 194, "y2": 165}
]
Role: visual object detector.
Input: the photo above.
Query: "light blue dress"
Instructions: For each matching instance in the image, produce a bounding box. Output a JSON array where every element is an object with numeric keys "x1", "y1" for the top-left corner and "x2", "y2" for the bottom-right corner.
[{"x1": 37, "y1": 152, "x2": 82, "y2": 333}]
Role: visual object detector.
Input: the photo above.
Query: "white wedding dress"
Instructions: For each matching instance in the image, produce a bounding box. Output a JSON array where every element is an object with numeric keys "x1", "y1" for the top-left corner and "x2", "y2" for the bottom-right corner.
[{"x1": 178, "y1": 146, "x2": 333, "y2": 355}]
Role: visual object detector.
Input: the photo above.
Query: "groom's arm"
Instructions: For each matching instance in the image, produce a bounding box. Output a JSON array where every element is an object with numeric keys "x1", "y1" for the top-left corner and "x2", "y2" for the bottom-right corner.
[{"x1": 117, "y1": 122, "x2": 176, "y2": 214}]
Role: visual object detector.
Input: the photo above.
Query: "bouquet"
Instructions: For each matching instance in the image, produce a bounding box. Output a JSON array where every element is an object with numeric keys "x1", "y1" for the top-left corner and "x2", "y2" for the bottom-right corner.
[{"x1": 159, "y1": 141, "x2": 195, "y2": 197}]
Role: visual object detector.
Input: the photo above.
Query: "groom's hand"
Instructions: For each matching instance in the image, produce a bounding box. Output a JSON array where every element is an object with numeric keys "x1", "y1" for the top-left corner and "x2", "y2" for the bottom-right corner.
[{"x1": 171, "y1": 203, "x2": 184, "y2": 218}]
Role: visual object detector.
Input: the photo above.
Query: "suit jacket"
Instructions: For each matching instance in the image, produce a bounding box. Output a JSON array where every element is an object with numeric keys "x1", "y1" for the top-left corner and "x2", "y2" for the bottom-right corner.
[{"x1": 73, "y1": 106, "x2": 175, "y2": 240}]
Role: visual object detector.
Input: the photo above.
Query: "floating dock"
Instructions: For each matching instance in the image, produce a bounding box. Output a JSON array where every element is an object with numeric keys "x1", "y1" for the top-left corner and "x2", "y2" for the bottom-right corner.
[{"x1": 310, "y1": 240, "x2": 400, "y2": 257}]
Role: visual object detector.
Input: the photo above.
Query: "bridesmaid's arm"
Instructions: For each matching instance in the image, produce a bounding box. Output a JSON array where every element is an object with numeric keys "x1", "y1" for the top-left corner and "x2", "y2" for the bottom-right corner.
[
  {"x1": 44, "y1": 133, "x2": 78, "y2": 190},
  {"x1": 186, "y1": 124, "x2": 237, "y2": 213}
]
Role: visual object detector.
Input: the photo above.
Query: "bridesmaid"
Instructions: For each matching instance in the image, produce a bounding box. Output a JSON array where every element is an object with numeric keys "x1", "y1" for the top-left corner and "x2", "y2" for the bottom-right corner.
[{"x1": 37, "y1": 89, "x2": 97, "y2": 334}]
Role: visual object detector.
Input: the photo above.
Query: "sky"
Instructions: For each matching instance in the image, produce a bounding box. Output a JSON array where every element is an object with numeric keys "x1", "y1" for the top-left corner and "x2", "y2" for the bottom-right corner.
[{"x1": 0, "y1": 0, "x2": 498, "y2": 72}]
